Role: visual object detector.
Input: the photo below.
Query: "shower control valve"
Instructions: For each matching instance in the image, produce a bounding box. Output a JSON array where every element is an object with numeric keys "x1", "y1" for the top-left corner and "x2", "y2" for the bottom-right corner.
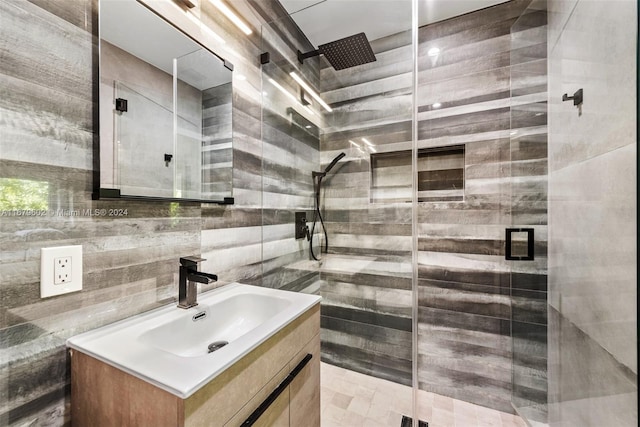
[{"x1": 295, "y1": 211, "x2": 309, "y2": 240}]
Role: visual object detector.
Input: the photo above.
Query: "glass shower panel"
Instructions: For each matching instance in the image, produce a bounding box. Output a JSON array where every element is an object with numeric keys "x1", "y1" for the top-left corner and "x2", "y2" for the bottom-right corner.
[
  {"x1": 260, "y1": 12, "x2": 323, "y2": 293},
  {"x1": 509, "y1": 1, "x2": 549, "y2": 425},
  {"x1": 316, "y1": 7, "x2": 414, "y2": 395},
  {"x1": 545, "y1": 0, "x2": 637, "y2": 425},
  {"x1": 261, "y1": 1, "x2": 415, "y2": 423},
  {"x1": 115, "y1": 81, "x2": 174, "y2": 198},
  {"x1": 416, "y1": 0, "x2": 549, "y2": 423}
]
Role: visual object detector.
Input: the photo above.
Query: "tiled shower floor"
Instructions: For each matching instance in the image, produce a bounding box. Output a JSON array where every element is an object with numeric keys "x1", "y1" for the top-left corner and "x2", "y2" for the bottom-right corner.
[{"x1": 321, "y1": 362, "x2": 527, "y2": 427}]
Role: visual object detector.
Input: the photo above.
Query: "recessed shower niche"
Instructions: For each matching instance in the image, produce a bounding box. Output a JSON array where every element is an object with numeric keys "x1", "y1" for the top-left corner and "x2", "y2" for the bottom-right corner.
[
  {"x1": 97, "y1": 0, "x2": 234, "y2": 203},
  {"x1": 370, "y1": 145, "x2": 465, "y2": 203}
]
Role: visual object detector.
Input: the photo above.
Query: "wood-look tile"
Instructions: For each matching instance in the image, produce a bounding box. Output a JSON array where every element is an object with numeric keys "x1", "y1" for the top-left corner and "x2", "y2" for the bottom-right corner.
[
  {"x1": 0, "y1": 0, "x2": 315, "y2": 424},
  {"x1": 2, "y1": 0, "x2": 553, "y2": 424}
]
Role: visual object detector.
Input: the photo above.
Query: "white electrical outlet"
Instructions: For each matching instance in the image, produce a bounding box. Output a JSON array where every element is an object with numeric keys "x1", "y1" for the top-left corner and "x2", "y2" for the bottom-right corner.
[
  {"x1": 41, "y1": 245, "x2": 83, "y2": 298},
  {"x1": 54, "y1": 256, "x2": 72, "y2": 284}
]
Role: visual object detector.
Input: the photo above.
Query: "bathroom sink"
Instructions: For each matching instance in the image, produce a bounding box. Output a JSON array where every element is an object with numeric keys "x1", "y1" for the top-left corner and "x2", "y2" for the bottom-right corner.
[
  {"x1": 66, "y1": 283, "x2": 321, "y2": 398},
  {"x1": 138, "y1": 292, "x2": 291, "y2": 357}
]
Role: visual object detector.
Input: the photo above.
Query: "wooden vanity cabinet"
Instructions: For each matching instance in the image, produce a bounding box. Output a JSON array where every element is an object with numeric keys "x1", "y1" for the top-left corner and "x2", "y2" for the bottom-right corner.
[{"x1": 71, "y1": 304, "x2": 320, "y2": 427}]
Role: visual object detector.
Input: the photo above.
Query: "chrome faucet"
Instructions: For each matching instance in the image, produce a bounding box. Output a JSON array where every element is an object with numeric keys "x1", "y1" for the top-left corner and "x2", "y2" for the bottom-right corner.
[{"x1": 178, "y1": 256, "x2": 218, "y2": 309}]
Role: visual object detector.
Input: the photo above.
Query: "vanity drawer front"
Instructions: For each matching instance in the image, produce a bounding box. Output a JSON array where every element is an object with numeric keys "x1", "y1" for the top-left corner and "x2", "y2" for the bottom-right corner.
[
  {"x1": 250, "y1": 391, "x2": 290, "y2": 427},
  {"x1": 223, "y1": 364, "x2": 290, "y2": 427},
  {"x1": 227, "y1": 334, "x2": 320, "y2": 427},
  {"x1": 184, "y1": 303, "x2": 320, "y2": 426},
  {"x1": 71, "y1": 350, "x2": 184, "y2": 427},
  {"x1": 289, "y1": 334, "x2": 321, "y2": 427}
]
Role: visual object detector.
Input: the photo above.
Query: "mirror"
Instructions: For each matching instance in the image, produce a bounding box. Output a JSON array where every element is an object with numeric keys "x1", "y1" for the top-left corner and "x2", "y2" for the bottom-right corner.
[{"x1": 97, "y1": 0, "x2": 233, "y2": 203}]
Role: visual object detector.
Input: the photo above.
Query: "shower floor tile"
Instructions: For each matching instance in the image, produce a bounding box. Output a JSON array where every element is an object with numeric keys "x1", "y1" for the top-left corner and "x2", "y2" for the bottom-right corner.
[{"x1": 321, "y1": 362, "x2": 527, "y2": 427}]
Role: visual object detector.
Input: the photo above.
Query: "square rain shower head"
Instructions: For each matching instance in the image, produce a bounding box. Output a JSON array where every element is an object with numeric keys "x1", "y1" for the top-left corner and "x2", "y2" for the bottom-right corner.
[{"x1": 318, "y1": 32, "x2": 376, "y2": 70}]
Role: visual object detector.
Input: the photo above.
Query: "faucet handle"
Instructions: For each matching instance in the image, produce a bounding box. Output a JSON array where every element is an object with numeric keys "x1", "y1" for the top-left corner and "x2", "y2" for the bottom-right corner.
[
  {"x1": 188, "y1": 272, "x2": 218, "y2": 284},
  {"x1": 180, "y1": 256, "x2": 206, "y2": 268}
]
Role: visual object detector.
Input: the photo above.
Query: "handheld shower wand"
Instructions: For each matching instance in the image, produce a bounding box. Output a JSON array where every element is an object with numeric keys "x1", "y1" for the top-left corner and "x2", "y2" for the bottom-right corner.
[
  {"x1": 308, "y1": 152, "x2": 346, "y2": 261},
  {"x1": 323, "y1": 152, "x2": 346, "y2": 174}
]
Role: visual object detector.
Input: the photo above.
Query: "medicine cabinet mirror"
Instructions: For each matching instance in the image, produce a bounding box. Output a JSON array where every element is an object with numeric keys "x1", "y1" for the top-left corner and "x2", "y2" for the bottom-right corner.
[{"x1": 97, "y1": 0, "x2": 234, "y2": 204}]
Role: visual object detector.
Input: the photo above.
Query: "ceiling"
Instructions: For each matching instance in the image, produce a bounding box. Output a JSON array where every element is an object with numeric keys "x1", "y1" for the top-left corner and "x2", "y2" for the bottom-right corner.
[{"x1": 280, "y1": 0, "x2": 510, "y2": 47}]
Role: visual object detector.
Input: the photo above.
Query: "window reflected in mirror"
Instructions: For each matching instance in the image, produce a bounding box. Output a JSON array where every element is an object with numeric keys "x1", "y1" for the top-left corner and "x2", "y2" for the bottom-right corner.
[{"x1": 0, "y1": 178, "x2": 49, "y2": 211}]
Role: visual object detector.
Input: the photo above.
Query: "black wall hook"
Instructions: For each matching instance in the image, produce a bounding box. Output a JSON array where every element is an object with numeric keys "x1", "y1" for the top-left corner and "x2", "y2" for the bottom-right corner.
[
  {"x1": 115, "y1": 98, "x2": 128, "y2": 113},
  {"x1": 562, "y1": 88, "x2": 583, "y2": 106}
]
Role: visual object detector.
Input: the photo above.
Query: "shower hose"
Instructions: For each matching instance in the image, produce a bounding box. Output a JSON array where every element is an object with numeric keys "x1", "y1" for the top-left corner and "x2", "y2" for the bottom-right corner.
[{"x1": 307, "y1": 152, "x2": 346, "y2": 261}]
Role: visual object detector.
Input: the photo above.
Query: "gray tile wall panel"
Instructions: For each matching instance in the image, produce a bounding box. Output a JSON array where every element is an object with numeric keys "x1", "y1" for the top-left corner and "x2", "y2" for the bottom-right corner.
[
  {"x1": 0, "y1": 0, "x2": 309, "y2": 424},
  {"x1": 311, "y1": 0, "x2": 548, "y2": 415}
]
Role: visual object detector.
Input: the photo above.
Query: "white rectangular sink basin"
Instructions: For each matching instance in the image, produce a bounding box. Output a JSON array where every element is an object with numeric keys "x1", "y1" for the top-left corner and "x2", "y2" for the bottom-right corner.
[
  {"x1": 67, "y1": 283, "x2": 321, "y2": 398},
  {"x1": 139, "y1": 292, "x2": 291, "y2": 358}
]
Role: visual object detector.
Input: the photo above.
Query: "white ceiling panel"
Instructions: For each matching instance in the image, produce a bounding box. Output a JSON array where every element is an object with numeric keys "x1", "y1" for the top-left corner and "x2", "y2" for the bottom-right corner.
[{"x1": 280, "y1": 0, "x2": 510, "y2": 47}]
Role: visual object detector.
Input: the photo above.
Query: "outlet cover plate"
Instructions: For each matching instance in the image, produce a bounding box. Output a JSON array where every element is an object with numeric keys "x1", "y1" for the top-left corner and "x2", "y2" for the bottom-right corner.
[{"x1": 41, "y1": 245, "x2": 83, "y2": 298}]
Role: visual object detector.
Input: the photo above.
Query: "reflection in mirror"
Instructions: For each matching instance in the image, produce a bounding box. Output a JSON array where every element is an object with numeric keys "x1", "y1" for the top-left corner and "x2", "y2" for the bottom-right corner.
[
  {"x1": 175, "y1": 49, "x2": 233, "y2": 200},
  {"x1": 0, "y1": 178, "x2": 49, "y2": 211},
  {"x1": 99, "y1": 0, "x2": 233, "y2": 202}
]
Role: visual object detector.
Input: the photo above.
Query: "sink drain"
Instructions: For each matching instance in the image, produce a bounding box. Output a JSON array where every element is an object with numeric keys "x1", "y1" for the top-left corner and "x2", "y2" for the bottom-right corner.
[{"x1": 207, "y1": 341, "x2": 228, "y2": 353}]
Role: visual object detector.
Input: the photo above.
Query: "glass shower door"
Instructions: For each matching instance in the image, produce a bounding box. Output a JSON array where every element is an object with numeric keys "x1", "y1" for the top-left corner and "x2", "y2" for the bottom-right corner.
[
  {"x1": 415, "y1": 0, "x2": 550, "y2": 425},
  {"x1": 114, "y1": 81, "x2": 174, "y2": 198},
  {"x1": 509, "y1": 1, "x2": 550, "y2": 425}
]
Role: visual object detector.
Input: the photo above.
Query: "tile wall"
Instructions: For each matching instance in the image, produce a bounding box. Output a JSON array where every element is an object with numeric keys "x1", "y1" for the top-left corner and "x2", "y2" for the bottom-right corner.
[
  {"x1": 417, "y1": 0, "x2": 548, "y2": 413},
  {"x1": 547, "y1": 0, "x2": 637, "y2": 425},
  {"x1": 0, "y1": 0, "x2": 312, "y2": 424},
  {"x1": 319, "y1": 22, "x2": 415, "y2": 387},
  {"x1": 315, "y1": 0, "x2": 548, "y2": 414}
]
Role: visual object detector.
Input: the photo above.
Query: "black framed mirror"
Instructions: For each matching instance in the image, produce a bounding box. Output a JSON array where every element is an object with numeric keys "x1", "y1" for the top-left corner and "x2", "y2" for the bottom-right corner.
[{"x1": 96, "y1": 0, "x2": 233, "y2": 204}]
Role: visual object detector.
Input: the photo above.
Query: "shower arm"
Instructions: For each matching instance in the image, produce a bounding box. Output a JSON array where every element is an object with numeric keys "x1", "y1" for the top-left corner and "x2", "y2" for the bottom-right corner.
[{"x1": 297, "y1": 49, "x2": 321, "y2": 64}]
